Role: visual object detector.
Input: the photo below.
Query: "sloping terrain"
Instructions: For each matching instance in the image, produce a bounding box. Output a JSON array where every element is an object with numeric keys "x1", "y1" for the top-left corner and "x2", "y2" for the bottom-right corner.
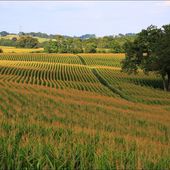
[{"x1": 0, "y1": 53, "x2": 169, "y2": 169}]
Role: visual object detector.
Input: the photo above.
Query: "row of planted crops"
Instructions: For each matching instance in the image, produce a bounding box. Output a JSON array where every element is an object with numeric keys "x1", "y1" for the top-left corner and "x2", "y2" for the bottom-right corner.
[
  {"x1": 0, "y1": 60, "x2": 115, "y2": 97},
  {"x1": 0, "y1": 53, "x2": 170, "y2": 169},
  {"x1": 0, "y1": 53, "x2": 124, "y2": 67},
  {"x1": 0, "y1": 53, "x2": 169, "y2": 105}
]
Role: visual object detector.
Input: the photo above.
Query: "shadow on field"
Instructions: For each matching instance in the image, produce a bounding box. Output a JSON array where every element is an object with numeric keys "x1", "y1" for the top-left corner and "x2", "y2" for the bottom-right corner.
[{"x1": 129, "y1": 78, "x2": 163, "y2": 90}]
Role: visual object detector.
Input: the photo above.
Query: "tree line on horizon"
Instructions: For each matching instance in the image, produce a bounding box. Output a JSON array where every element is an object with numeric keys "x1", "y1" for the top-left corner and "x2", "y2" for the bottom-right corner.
[
  {"x1": 0, "y1": 32, "x2": 136, "y2": 53},
  {"x1": 0, "y1": 31, "x2": 135, "y2": 39},
  {"x1": 44, "y1": 35, "x2": 134, "y2": 53},
  {"x1": 0, "y1": 31, "x2": 136, "y2": 53}
]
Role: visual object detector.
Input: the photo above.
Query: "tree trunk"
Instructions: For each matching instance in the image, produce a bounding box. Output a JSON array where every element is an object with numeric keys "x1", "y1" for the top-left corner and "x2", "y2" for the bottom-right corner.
[
  {"x1": 162, "y1": 74, "x2": 167, "y2": 91},
  {"x1": 167, "y1": 72, "x2": 170, "y2": 91}
]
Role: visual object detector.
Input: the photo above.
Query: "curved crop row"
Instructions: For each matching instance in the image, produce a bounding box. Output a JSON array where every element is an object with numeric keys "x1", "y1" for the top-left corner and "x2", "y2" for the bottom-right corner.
[
  {"x1": 0, "y1": 53, "x2": 82, "y2": 65},
  {"x1": 0, "y1": 80, "x2": 169, "y2": 169},
  {"x1": 96, "y1": 68, "x2": 170, "y2": 105},
  {"x1": 79, "y1": 53, "x2": 124, "y2": 67},
  {"x1": 0, "y1": 53, "x2": 170, "y2": 169},
  {"x1": 0, "y1": 60, "x2": 115, "y2": 97}
]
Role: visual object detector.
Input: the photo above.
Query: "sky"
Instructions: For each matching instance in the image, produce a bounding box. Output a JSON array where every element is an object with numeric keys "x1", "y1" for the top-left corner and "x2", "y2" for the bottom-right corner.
[{"x1": 0, "y1": 1, "x2": 170, "y2": 37}]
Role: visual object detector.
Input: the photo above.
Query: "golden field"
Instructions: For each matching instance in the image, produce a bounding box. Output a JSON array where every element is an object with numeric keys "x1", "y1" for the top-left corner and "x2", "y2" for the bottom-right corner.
[{"x1": 0, "y1": 46, "x2": 44, "y2": 53}]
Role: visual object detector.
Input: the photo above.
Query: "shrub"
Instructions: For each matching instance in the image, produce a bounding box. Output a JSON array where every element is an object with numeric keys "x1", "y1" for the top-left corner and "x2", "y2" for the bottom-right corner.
[{"x1": 16, "y1": 36, "x2": 39, "y2": 48}]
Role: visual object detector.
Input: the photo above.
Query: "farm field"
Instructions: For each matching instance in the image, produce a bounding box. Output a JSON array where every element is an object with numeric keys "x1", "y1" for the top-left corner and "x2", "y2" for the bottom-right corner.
[
  {"x1": 0, "y1": 53, "x2": 170, "y2": 169},
  {"x1": 0, "y1": 46, "x2": 44, "y2": 53}
]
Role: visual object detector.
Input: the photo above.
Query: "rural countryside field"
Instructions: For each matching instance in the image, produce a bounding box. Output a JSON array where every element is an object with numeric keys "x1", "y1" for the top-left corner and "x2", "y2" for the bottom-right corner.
[{"x1": 0, "y1": 52, "x2": 170, "y2": 169}]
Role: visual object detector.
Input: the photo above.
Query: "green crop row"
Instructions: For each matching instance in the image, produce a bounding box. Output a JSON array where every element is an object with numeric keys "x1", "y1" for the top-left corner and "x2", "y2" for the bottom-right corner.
[{"x1": 0, "y1": 53, "x2": 169, "y2": 169}]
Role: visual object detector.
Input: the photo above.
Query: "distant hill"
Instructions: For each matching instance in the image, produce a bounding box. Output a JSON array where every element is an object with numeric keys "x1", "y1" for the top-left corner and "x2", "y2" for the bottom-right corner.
[
  {"x1": 79, "y1": 34, "x2": 96, "y2": 39},
  {"x1": 0, "y1": 31, "x2": 136, "y2": 40}
]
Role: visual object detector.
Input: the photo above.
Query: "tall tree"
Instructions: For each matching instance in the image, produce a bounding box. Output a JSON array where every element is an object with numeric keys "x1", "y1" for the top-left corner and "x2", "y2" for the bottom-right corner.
[
  {"x1": 122, "y1": 24, "x2": 170, "y2": 91},
  {"x1": 154, "y1": 24, "x2": 170, "y2": 91}
]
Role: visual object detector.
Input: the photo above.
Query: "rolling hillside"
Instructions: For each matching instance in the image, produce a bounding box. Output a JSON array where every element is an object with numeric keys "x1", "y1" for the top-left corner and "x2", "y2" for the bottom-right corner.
[
  {"x1": 0, "y1": 53, "x2": 169, "y2": 169},
  {"x1": 0, "y1": 34, "x2": 52, "y2": 43}
]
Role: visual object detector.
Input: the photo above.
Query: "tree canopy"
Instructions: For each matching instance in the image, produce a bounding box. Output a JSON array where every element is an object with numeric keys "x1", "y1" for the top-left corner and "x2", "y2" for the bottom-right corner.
[
  {"x1": 16, "y1": 36, "x2": 39, "y2": 48},
  {"x1": 44, "y1": 34, "x2": 135, "y2": 53},
  {"x1": 0, "y1": 31, "x2": 9, "y2": 37},
  {"x1": 0, "y1": 38, "x2": 17, "y2": 47},
  {"x1": 0, "y1": 30, "x2": 136, "y2": 52},
  {"x1": 122, "y1": 24, "x2": 170, "y2": 91},
  {"x1": 44, "y1": 37, "x2": 83, "y2": 53}
]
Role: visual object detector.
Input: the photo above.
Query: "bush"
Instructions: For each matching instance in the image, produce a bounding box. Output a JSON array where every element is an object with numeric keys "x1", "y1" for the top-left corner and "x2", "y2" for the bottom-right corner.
[
  {"x1": 84, "y1": 43, "x2": 97, "y2": 53},
  {"x1": 44, "y1": 41, "x2": 58, "y2": 53},
  {"x1": 16, "y1": 36, "x2": 39, "y2": 48},
  {"x1": 0, "y1": 38, "x2": 16, "y2": 47}
]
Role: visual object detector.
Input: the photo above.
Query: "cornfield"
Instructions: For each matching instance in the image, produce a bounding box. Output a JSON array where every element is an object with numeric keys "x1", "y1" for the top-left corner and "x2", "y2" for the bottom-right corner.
[{"x1": 0, "y1": 53, "x2": 169, "y2": 169}]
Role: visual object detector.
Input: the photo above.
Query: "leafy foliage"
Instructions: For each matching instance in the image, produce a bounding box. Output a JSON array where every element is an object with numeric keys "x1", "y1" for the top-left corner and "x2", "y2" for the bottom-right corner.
[
  {"x1": 84, "y1": 43, "x2": 97, "y2": 53},
  {"x1": 16, "y1": 36, "x2": 39, "y2": 48},
  {"x1": 1, "y1": 31, "x2": 136, "y2": 53},
  {"x1": 45, "y1": 37, "x2": 83, "y2": 53},
  {"x1": 0, "y1": 38, "x2": 17, "y2": 47},
  {"x1": 122, "y1": 24, "x2": 170, "y2": 91},
  {"x1": 44, "y1": 34, "x2": 135, "y2": 53}
]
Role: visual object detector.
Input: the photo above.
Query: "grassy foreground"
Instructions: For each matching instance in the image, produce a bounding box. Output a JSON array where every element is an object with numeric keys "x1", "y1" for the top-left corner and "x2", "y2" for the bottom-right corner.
[{"x1": 0, "y1": 53, "x2": 169, "y2": 169}]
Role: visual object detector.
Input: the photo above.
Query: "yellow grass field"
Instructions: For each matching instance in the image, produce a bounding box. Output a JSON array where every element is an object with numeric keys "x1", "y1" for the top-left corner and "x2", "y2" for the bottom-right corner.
[{"x1": 0, "y1": 46, "x2": 44, "y2": 53}]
